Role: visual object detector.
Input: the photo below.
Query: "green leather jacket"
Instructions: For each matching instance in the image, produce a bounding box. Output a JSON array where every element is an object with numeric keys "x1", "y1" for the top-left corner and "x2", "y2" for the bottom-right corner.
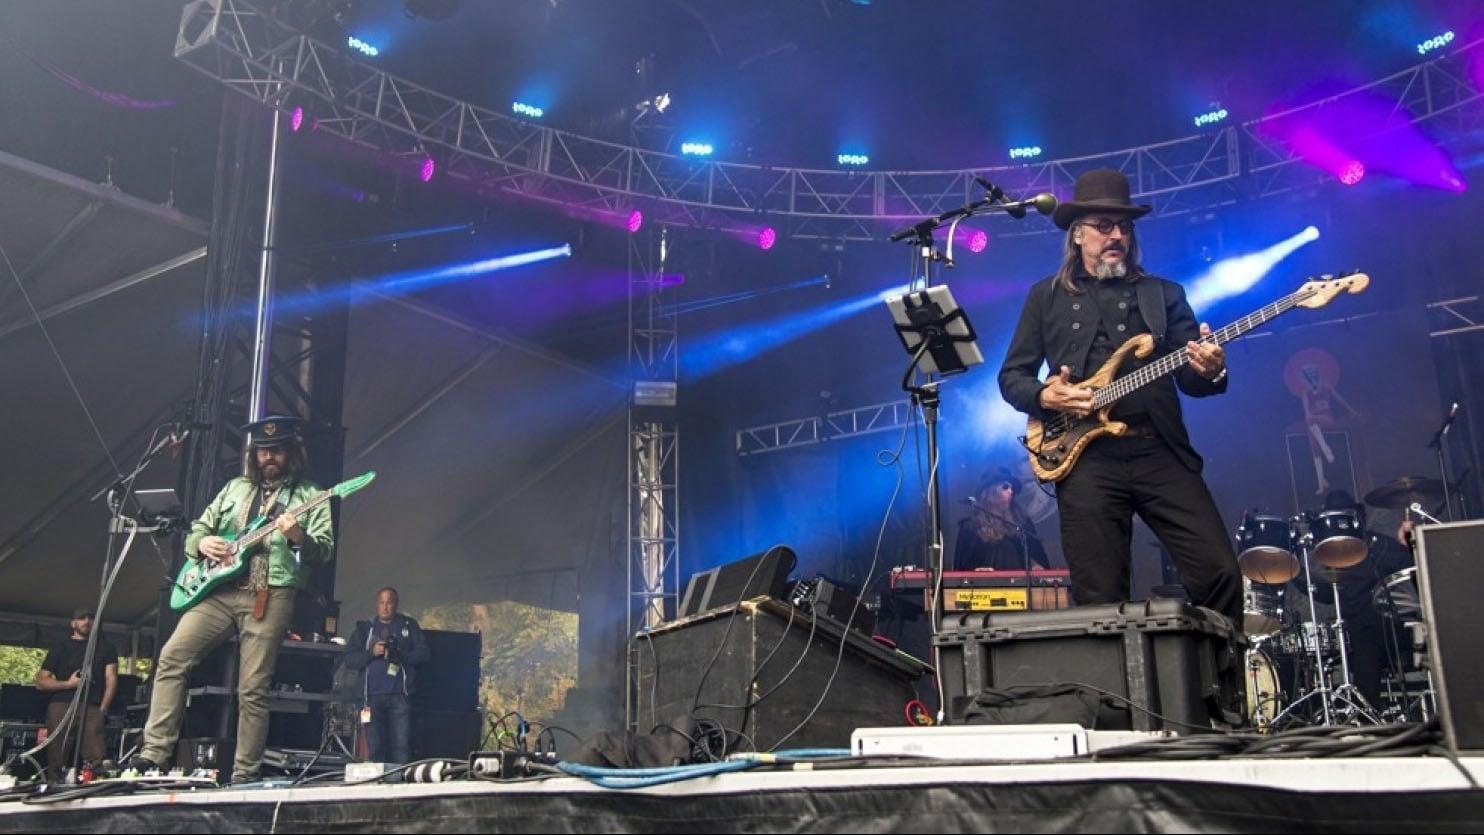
[{"x1": 183, "y1": 477, "x2": 335, "y2": 589}]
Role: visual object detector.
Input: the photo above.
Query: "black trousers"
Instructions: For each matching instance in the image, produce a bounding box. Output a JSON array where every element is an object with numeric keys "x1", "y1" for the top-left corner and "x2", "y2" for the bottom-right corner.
[{"x1": 1056, "y1": 434, "x2": 1243, "y2": 626}]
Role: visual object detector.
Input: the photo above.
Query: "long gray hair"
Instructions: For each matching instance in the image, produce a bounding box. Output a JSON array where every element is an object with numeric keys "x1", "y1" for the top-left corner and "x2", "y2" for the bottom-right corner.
[{"x1": 1053, "y1": 220, "x2": 1145, "y2": 295}]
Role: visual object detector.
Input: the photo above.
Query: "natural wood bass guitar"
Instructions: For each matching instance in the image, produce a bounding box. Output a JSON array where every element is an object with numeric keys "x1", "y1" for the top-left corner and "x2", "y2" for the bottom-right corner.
[{"x1": 1024, "y1": 273, "x2": 1368, "y2": 482}]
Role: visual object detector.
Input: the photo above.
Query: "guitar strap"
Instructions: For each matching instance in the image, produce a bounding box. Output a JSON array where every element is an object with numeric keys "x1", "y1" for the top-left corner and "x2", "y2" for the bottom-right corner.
[
  {"x1": 1134, "y1": 278, "x2": 1167, "y2": 349},
  {"x1": 245, "y1": 483, "x2": 290, "y2": 619}
]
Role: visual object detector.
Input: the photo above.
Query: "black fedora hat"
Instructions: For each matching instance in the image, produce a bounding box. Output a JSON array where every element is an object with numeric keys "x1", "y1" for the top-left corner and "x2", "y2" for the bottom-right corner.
[
  {"x1": 1052, "y1": 168, "x2": 1152, "y2": 230},
  {"x1": 241, "y1": 415, "x2": 305, "y2": 448}
]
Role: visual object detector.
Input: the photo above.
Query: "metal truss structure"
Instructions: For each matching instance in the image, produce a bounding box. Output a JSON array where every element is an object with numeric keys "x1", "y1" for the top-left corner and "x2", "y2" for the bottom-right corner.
[
  {"x1": 177, "y1": 0, "x2": 1484, "y2": 242},
  {"x1": 624, "y1": 228, "x2": 681, "y2": 729},
  {"x1": 736, "y1": 399, "x2": 915, "y2": 457},
  {"x1": 1428, "y1": 296, "x2": 1484, "y2": 338}
]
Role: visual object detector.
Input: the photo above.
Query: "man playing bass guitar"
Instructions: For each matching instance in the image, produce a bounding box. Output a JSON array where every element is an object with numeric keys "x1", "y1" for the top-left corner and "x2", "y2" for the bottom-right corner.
[{"x1": 997, "y1": 168, "x2": 1242, "y2": 626}]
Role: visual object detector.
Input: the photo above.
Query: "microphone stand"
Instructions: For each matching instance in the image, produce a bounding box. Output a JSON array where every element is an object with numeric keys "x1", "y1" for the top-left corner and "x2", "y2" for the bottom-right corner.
[
  {"x1": 889, "y1": 184, "x2": 1051, "y2": 722},
  {"x1": 69, "y1": 424, "x2": 183, "y2": 777},
  {"x1": 1427, "y1": 405, "x2": 1459, "y2": 520}
]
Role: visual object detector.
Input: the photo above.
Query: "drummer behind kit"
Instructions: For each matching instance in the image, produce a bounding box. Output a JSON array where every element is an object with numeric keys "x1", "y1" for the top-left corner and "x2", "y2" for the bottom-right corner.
[{"x1": 1234, "y1": 476, "x2": 1452, "y2": 730}]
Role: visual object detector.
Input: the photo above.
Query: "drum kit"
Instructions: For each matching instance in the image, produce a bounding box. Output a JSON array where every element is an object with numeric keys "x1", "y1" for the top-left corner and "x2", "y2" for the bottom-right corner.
[{"x1": 1234, "y1": 475, "x2": 1445, "y2": 730}]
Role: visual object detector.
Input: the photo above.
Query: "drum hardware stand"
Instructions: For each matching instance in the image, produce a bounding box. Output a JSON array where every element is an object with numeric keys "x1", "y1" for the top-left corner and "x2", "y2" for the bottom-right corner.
[
  {"x1": 1290, "y1": 521, "x2": 1333, "y2": 725},
  {"x1": 1321, "y1": 579, "x2": 1382, "y2": 725}
]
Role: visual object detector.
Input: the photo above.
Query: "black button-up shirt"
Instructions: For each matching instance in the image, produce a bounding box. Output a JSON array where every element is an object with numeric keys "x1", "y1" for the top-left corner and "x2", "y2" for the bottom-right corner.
[{"x1": 1077, "y1": 273, "x2": 1152, "y2": 421}]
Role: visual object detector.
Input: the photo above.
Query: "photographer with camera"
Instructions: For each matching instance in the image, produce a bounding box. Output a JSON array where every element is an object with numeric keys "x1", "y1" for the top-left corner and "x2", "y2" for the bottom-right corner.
[{"x1": 343, "y1": 587, "x2": 430, "y2": 764}]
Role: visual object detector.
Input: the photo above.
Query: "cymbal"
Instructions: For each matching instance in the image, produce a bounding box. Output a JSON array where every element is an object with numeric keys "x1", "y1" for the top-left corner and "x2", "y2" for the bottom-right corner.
[{"x1": 1364, "y1": 476, "x2": 1445, "y2": 509}]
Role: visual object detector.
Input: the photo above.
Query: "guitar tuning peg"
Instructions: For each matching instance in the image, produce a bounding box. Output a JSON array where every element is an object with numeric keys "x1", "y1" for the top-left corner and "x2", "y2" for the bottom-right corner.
[
  {"x1": 1340, "y1": 268, "x2": 1359, "y2": 277},
  {"x1": 1320, "y1": 273, "x2": 1334, "y2": 280}
]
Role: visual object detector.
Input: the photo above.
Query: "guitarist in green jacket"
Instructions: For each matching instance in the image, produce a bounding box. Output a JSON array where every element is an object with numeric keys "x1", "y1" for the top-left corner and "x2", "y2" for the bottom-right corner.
[{"x1": 130, "y1": 415, "x2": 334, "y2": 782}]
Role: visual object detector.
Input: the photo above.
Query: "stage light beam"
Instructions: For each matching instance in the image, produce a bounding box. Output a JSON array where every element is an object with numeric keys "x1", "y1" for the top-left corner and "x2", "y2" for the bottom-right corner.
[{"x1": 1185, "y1": 226, "x2": 1321, "y2": 310}]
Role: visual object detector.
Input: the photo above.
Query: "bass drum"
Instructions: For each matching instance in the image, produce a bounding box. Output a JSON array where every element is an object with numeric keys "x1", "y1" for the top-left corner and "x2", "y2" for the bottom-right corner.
[{"x1": 1245, "y1": 648, "x2": 1284, "y2": 731}]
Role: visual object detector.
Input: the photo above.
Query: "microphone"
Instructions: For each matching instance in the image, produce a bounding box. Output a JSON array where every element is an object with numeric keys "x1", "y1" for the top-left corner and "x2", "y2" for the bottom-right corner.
[
  {"x1": 973, "y1": 177, "x2": 1023, "y2": 218},
  {"x1": 973, "y1": 178, "x2": 1057, "y2": 219},
  {"x1": 165, "y1": 420, "x2": 214, "y2": 454},
  {"x1": 1007, "y1": 192, "x2": 1058, "y2": 217},
  {"x1": 1431, "y1": 402, "x2": 1460, "y2": 448}
]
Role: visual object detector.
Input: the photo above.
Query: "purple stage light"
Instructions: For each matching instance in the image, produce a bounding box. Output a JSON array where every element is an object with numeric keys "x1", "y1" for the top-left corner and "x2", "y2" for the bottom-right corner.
[
  {"x1": 627, "y1": 210, "x2": 644, "y2": 234},
  {"x1": 1339, "y1": 160, "x2": 1366, "y2": 186},
  {"x1": 290, "y1": 106, "x2": 304, "y2": 132},
  {"x1": 757, "y1": 227, "x2": 777, "y2": 251},
  {"x1": 968, "y1": 229, "x2": 988, "y2": 253},
  {"x1": 419, "y1": 157, "x2": 436, "y2": 182}
]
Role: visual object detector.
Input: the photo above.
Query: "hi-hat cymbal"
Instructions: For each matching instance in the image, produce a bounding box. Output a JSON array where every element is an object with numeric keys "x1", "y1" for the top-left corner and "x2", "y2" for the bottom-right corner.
[{"x1": 1363, "y1": 476, "x2": 1445, "y2": 509}]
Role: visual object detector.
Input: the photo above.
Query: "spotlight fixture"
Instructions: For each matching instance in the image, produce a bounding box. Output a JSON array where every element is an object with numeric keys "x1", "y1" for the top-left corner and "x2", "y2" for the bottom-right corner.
[
  {"x1": 512, "y1": 101, "x2": 544, "y2": 119},
  {"x1": 419, "y1": 156, "x2": 436, "y2": 182},
  {"x1": 627, "y1": 210, "x2": 644, "y2": 234},
  {"x1": 757, "y1": 227, "x2": 777, "y2": 251},
  {"x1": 347, "y1": 36, "x2": 380, "y2": 57}
]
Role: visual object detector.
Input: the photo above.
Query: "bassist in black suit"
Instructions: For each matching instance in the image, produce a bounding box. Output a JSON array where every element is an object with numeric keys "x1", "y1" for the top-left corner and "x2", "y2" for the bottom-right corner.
[{"x1": 997, "y1": 169, "x2": 1242, "y2": 625}]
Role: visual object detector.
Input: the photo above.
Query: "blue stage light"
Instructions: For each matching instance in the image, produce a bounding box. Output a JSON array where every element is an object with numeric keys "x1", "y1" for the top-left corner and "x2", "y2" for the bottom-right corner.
[
  {"x1": 376, "y1": 244, "x2": 573, "y2": 294},
  {"x1": 1185, "y1": 226, "x2": 1321, "y2": 310},
  {"x1": 1193, "y1": 108, "x2": 1229, "y2": 127},
  {"x1": 837, "y1": 153, "x2": 870, "y2": 167},
  {"x1": 347, "y1": 36, "x2": 380, "y2": 57},
  {"x1": 1009, "y1": 146, "x2": 1042, "y2": 160},
  {"x1": 681, "y1": 142, "x2": 714, "y2": 157},
  {"x1": 1417, "y1": 31, "x2": 1454, "y2": 55},
  {"x1": 512, "y1": 101, "x2": 544, "y2": 119}
]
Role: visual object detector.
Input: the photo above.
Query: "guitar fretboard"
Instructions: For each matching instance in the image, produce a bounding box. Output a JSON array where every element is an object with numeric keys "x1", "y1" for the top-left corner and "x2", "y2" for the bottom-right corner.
[
  {"x1": 236, "y1": 489, "x2": 332, "y2": 549},
  {"x1": 1088, "y1": 285, "x2": 1319, "y2": 410}
]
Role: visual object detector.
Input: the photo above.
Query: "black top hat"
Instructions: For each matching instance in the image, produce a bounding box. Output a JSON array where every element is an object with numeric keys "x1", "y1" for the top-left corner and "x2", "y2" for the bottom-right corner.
[
  {"x1": 241, "y1": 415, "x2": 305, "y2": 448},
  {"x1": 1052, "y1": 168, "x2": 1153, "y2": 230}
]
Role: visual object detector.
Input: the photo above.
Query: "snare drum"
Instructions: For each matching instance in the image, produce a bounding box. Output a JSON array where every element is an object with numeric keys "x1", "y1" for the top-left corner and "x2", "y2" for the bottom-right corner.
[
  {"x1": 1309, "y1": 509, "x2": 1367, "y2": 568},
  {"x1": 1274, "y1": 620, "x2": 1338, "y2": 658},
  {"x1": 1236, "y1": 514, "x2": 1298, "y2": 583},
  {"x1": 1372, "y1": 566, "x2": 1421, "y2": 621},
  {"x1": 1242, "y1": 578, "x2": 1285, "y2": 636}
]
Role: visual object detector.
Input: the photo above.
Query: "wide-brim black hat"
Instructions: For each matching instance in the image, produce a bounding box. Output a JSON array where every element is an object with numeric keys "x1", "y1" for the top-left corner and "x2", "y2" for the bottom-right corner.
[
  {"x1": 241, "y1": 415, "x2": 305, "y2": 448},
  {"x1": 977, "y1": 466, "x2": 1021, "y2": 496},
  {"x1": 1052, "y1": 168, "x2": 1153, "y2": 230}
]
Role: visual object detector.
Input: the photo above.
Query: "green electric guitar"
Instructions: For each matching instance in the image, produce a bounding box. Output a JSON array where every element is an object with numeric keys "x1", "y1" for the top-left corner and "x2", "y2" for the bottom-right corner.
[{"x1": 169, "y1": 471, "x2": 376, "y2": 612}]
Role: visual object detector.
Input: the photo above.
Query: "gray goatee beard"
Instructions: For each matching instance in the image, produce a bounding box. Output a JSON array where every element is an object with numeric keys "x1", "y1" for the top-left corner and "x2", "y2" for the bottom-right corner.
[{"x1": 1094, "y1": 259, "x2": 1128, "y2": 279}]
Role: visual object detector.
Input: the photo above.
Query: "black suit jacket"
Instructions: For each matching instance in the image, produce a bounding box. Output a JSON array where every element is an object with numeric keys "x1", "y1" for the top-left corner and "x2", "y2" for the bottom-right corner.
[{"x1": 998, "y1": 273, "x2": 1228, "y2": 472}]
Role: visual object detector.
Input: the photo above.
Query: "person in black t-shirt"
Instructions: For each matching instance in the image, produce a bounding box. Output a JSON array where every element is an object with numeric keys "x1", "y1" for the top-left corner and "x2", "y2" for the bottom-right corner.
[{"x1": 35, "y1": 608, "x2": 117, "y2": 778}]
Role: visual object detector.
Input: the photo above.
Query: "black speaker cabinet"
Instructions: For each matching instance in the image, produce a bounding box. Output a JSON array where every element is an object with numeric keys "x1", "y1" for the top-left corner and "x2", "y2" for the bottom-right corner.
[
  {"x1": 410, "y1": 630, "x2": 481, "y2": 712},
  {"x1": 412, "y1": 709, "x2": 482, "y2": 760},
  {"x1": 1416, "y1": 520, "x2": 1484, "y2": 755},
  {"x1": 635, "y1": 597, "x2": 928, "y2": 750}
]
